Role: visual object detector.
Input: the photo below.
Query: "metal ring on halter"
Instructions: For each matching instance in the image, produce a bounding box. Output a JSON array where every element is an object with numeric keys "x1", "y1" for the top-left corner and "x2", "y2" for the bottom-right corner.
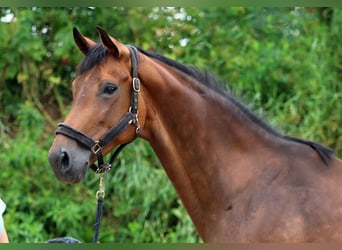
[{"x1": 133, "y1": 77, "x2": 140, "y2": 92}]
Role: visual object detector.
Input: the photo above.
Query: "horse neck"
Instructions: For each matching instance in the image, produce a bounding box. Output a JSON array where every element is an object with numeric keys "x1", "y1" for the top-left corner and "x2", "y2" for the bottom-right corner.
[{"x1": 138, "y1": 56, "x2": 279, "y2": 238}]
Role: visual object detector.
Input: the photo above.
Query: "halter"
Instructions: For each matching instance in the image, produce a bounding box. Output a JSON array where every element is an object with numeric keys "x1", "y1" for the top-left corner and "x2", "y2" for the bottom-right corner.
[{"x1": 55, "y1": 45, "x2": 141, "y2": 174}]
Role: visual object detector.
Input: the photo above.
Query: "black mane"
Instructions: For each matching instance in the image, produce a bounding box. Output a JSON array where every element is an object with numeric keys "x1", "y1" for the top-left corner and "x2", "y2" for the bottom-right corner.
[{"x1": 77, "y1": 44, "x2": 335, "y2": 164}]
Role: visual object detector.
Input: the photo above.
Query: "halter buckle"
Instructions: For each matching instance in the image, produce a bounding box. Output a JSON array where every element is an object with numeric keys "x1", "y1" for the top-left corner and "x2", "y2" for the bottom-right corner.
[
  {"x1": 133, "y1": 78, "x2": 140, "y2": 92},
  {"x1": 91, "y1": 141, "x2": 103, "y2": 155}
]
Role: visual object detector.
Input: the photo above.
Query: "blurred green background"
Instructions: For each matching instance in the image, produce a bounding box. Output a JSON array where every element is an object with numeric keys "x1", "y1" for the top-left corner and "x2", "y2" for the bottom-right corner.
[{"x1": 0, "y1": 7, "x2": 341, "y2": 242}]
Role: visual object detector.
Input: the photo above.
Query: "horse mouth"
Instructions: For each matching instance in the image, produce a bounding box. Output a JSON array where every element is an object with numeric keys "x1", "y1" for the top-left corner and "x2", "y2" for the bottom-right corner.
[
  {"x1": 57, "y1": 170, "x2": 87, "y2": 184},
  {"x1": 53, "y1": 163, "x2": 88, "y2": 184}
]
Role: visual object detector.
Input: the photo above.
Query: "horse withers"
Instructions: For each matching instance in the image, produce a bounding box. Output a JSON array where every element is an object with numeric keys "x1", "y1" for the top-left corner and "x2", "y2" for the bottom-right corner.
[{"x1": 48, "y1": 27, "x2": 342, "y2": 242}]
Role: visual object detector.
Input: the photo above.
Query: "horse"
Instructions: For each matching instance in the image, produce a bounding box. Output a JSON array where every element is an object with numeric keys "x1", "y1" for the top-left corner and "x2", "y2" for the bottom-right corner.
[{"x1": 48, "y1": 26, "x2": 342, "y2": 242}]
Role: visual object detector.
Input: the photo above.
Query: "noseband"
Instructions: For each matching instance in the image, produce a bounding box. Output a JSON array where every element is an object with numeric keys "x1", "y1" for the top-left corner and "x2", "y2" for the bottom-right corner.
[{"x1": 55, "y1": 45, "x2": 141, "y2": 174}]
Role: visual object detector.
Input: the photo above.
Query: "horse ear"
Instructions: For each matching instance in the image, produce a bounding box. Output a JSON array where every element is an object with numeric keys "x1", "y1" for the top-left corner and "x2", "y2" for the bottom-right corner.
[
  {"x1": 73, "y1": 27, "x2": 96, "y2": 55},
  {"x1": 96, "y1": 26, "x2": 126, "y2": 58}
]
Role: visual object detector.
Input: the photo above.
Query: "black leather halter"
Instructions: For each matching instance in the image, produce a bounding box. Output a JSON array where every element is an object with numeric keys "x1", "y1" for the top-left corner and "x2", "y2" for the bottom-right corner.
[{"x1": 55, "y1": 45, "x2": 141, "y2": 174}]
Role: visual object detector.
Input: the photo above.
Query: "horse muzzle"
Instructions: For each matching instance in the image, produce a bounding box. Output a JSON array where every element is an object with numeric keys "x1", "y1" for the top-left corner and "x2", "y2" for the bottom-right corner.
[{"x1": 48, "y1": 137, "x2": 91, "y2": 184}]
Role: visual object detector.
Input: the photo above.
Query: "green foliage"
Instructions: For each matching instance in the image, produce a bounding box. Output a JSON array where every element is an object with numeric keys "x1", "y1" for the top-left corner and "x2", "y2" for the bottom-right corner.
[{"x1": 0, "y1": 7, "x2": 341, "y2": 242}]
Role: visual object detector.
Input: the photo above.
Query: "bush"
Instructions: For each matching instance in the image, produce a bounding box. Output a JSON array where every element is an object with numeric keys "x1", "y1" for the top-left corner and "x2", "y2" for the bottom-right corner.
[{"x1": 0, "y1": 7, "x2": 341, "y2": 242}]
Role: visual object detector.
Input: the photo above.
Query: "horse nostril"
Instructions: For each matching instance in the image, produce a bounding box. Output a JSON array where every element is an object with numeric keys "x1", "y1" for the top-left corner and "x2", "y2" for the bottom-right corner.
[{"x1": 60, "y1": 151, "x2": 70, "y2": 173}]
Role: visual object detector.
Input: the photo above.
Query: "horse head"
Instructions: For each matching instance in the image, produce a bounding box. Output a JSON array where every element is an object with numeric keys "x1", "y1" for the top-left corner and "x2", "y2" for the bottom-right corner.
[{"x1": 48, "y1": 27, "x2": 145, "y2": 183}]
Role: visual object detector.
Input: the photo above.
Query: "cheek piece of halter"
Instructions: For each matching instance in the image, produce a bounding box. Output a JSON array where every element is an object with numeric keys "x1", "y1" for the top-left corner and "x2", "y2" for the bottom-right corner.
[{"x1": 55, "y1": 45, "x2": 141, "y2": 174}]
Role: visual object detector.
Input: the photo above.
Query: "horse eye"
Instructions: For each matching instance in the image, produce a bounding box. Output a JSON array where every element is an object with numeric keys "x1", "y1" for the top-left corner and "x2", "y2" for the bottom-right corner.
[{"x1": 102, "y1": 83, "x2": 118, "y2": 96}]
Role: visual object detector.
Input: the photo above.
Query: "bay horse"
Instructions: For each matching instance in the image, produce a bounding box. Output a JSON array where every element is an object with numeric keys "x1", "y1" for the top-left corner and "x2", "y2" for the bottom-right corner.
[{"x1": 48, "y1": 26, "x2": 342, "y2": 242}]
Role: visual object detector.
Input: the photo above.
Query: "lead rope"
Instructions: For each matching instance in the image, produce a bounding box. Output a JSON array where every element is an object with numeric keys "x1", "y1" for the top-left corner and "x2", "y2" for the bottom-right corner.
[{"x1": 93, "y1": 174, "x2": 105, "y2": 243}]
